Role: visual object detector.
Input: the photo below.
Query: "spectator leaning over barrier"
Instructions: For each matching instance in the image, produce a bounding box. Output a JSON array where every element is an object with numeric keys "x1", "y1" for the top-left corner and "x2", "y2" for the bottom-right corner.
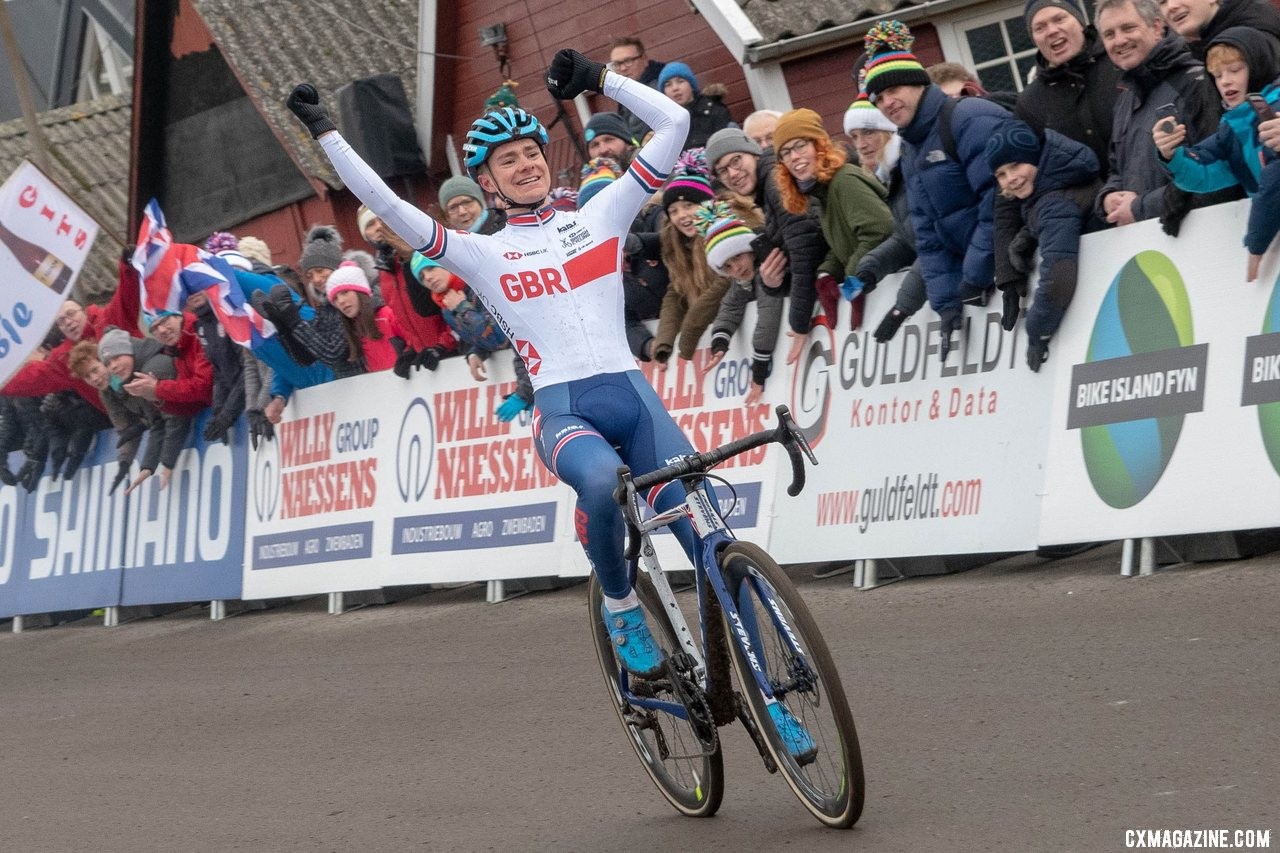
[
  {"x1": 584, "y1": 112, "x2": 636, "y2": 168},
  {"x1": 772, "y1": 107, "x2": 895, "y2": 335},
  {"x1": 1153, "y1": 27, "x2": 1280, "y2": 281},
  {"x1": 1094, "y1": 0, "x2": 1234, "y2": 235},
  {"x1": 743, "y1": 109, "x2": 782, "y2": 151},
  {"x1": 357, "y1": 204, "x2": 457, "y2": 372},
  {"x1": 128, "y1": 309, "x2": 214, "y2": 425},
  {"x1": 1159, "y1": 0, "x2": 1280, "y2": 61},
  {"x1": 864, "y1": 20, "x2": 1010, "y2": 361},
  {"x1": 654, "y1": 164, "x2": 732, "y2": 367},
  {"x1": 71, "y1": 329, "x2": 188, "y2": 495},
  {"x1": 698, "y1": 199, "x2": 787, "y2": 405},
  {"x1": 842, "y1": 94, "x2": 929, "y2": 344},
  {"x1": 986, "y1": 120, "x2": 1103, "y2": 371},
  {"x1": 607, "y1": 36, "x2": 666, "y2": 142},
  {"x1": 705, "y1": 126, "x2": 830, "y2": 365},
  {"x1": 659, "y1": 61, "x2": 735, "y2": 151}
]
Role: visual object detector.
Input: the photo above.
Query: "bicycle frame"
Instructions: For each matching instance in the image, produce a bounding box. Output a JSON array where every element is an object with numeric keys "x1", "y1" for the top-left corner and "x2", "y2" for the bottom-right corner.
[{"x1": 615, "y1": 471, "x2": 810, "y2": 722}]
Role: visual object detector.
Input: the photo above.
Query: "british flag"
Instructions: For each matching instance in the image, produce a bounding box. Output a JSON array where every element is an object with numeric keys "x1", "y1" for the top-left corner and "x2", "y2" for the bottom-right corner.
[{"x1": 131, "y1": 199, "x2": 274, "y2": 348}]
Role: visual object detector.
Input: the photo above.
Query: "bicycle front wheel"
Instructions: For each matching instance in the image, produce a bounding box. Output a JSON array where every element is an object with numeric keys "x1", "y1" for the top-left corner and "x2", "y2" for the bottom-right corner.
[
  {"x1": 719, "y1": 542, "x2": 864, "y2": 828},
  {"x1": 587, "y1": 572, "x2": 724, "y2": 818}
]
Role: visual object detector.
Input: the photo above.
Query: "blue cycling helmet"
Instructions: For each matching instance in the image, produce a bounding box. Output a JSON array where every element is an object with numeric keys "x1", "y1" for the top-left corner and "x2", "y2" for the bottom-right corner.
[{"x1": 463, "y1": 107, "x2": 549, "y2": 178}]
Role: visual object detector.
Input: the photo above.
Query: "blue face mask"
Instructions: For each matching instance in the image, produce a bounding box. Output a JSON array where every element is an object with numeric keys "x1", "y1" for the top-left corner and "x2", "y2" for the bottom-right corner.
[{"x1": 108, "y1": 374, "x2": 124, "y2": 392}]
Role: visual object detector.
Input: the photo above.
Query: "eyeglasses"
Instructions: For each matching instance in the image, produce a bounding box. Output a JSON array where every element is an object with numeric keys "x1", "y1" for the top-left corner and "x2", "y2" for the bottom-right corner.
[
  {"x1": 777, "y1": 139, "x2": 814, "y2": 161},
  {"x1": 55, "y1": 308, "x2": 83, "y2": 326},
  {"x1": 608, "y1": 54, "x2": 643, "y2": 71},
  {"x1": 446, "y1": 198, "x2": 481, "y2": 213},
  {"x1": 713, "y1": 153, "x2": 752, "y2": 180}
]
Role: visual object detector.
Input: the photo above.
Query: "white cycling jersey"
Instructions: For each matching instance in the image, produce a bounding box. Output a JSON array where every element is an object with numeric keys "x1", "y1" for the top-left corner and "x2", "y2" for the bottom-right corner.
[{"x1": 318, "y1": 73, "x2": 690, "y2": 391}]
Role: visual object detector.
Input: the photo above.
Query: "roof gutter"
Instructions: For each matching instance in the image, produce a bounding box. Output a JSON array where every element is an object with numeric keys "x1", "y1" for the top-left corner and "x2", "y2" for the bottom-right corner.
[{"x1": 745, "y1": 0, "x2": 973, "y2": 64}]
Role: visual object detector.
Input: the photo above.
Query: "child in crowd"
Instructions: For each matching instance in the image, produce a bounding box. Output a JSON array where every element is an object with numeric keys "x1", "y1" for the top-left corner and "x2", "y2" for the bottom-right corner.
[
  {"x1": 984, "y1": 120, "x2": 1102, "y2": 371},
  {"x1": 1152, "y1": 27, "x2": 1280, "y2": 281},
  {"x1": 323, "y1": 261, "x2": 407, "y2": 373},
  {"x1": 409, "y1": 252, "x2": 534, "y2": 420},
  {"x1": 698, "y1": 199, "x2": 787, "y2": 405}
]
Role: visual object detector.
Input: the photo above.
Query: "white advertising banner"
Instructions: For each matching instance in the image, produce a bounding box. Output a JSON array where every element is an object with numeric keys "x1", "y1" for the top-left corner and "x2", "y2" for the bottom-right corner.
[
  {"x1": 0, "y1": 160, "x2": 99, "y2": 385},
  {"x1": 766, "y1": 273, "x2": 1056, "y2": 562},
  {"x1": 1040, "y1": 200, "x2": 1280, "y2": 542}
]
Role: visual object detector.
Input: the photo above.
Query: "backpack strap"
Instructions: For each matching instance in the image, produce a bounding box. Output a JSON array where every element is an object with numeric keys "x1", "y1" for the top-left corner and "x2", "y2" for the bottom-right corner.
[{"x1": 937, "y1": 95, "x2": 959, "y2": 162}]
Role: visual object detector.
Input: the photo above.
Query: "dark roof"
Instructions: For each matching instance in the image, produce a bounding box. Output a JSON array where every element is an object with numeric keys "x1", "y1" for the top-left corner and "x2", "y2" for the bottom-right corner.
[
  {"x1": 741, "y1": 0, "x2": 913, "y2": 44},
  {"x1": 192, "y1": 0, "x2": 421, "y2": 190},
  {"x1": 0, "y1": 95, "x2": 131, "y2": 303}
]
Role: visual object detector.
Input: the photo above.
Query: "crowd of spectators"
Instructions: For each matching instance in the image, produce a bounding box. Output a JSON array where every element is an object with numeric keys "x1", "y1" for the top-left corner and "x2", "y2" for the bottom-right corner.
[{"x1": 5, "y1": 1, "x2": 1280, "y2": 493}]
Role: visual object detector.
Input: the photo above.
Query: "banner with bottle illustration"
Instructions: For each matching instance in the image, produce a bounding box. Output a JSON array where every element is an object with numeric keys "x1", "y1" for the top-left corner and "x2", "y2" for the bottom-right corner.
[
  {"x1": 0, "y1": 160, "x2": 99, "y2": 386},
  {"x1": 240, "y1": 346, "x2": 781, "y2": 599},
  {"x1": 1039, "y1": 200, "x2": 1280, "y2": 542},
  {"x1": 0, "y1": 412, "x2": 245, "y2": 619}
]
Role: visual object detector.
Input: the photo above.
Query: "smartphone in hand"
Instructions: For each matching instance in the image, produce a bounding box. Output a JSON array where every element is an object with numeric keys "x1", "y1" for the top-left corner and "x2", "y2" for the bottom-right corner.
[{"x1": 1247, "y1": 93, "x2": 1276, "y2": 123}]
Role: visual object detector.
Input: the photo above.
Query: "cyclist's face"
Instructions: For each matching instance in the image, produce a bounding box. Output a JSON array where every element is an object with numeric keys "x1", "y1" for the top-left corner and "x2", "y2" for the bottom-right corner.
[{"x1": 479, "y1": 139, "x2": 550, "y2": 207}]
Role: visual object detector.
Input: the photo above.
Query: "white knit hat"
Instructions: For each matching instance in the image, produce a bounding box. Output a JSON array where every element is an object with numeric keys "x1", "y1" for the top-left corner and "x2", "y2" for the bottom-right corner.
[{"x1": 324, "y1": 260, "x2": 372, "y2": 303}]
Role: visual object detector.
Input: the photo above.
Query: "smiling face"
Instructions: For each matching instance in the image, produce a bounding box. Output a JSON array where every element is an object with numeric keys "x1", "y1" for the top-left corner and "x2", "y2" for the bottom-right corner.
[
  {"x1": 777, "y1": 137, "x2": 818, "y2": 182},
  {"x1": 587, "y1": 134, "x2": 628, "y2": 161},
  {"x1": 477, "y1": 139, "x2": 550, "y2": 207},
  {"x1": 713, "y1": 151, "x2": 759, "y2": 196},
  {"x1": 150, "y1": 315, "x2": 182, "y2": 347},
  {"x1": 1030, "y1": 7, "x2": 1088, "y2": 67},
  {"x1": 663, "y1": 77, "x2": 695, "y2": 107},
  {"x1": 873, "y1": 84, "x2": 926, "y2": 129},
  {"x1": 666, "y1": 200, "x2": 703, "y2": 238},
  {"x1": 995, "y1": 162, "x2": 1039, "y2": 199},
  {"x1": 1157, "y1": 0, "x2": 1218, "y2": 39},
  {"x1": 106, "y1": 352, "x2": 135, "y2": 382},
  {"x1": 1099, "y1": 2, "x2": 1165, "y2": 71}
]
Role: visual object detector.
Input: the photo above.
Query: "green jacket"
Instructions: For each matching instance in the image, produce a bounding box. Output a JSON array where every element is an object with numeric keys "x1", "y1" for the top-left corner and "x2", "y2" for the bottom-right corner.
[{"x1": 810, "y1": 164, "x2": 895, "y2": 280}]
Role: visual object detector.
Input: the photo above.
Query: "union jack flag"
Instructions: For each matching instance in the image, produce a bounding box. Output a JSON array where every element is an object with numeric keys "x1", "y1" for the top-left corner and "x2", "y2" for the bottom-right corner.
[{"x1": 131, "y1": 199, "x2": 275, "y2": 348}]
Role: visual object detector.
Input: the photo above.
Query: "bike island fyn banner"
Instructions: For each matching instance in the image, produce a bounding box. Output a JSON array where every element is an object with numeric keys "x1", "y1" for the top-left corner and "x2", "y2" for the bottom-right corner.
[
  {"x1": 765, "y1": 275, "x2": 1055, "y2": 563},
  {"x1": 1039, "y1": 201, "x2": 1280, "y2": 543},
  {"x1": 0, "y1": 415, "x2": 245, "y2": 619},
  {"x1": 0, "y1": 160, "x2": 99, "y2": 386}
]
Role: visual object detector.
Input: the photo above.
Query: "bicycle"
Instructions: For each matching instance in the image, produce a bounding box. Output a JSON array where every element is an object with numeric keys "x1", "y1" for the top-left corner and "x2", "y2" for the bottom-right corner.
[{"x1": 586, "y1": 405, "x2": 865, "y2": 828}]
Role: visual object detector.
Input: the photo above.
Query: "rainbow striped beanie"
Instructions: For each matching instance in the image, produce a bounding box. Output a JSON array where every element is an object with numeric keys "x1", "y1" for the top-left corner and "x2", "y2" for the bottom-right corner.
[
  {"x1": 695, "y1": 201, "x2": 756, "y2": 274},
  {"x1": 861, "y1": 21, "x2": 931, "y2": 99}
]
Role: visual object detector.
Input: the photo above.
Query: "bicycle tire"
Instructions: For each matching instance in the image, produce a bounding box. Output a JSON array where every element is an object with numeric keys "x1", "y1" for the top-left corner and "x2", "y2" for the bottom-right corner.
[
  {"x1": 587, "y1": 573, "x2": 725, "y2": 818},
  {"x1": 718, "y1": 542, "x2": 864, "y2": 828}
]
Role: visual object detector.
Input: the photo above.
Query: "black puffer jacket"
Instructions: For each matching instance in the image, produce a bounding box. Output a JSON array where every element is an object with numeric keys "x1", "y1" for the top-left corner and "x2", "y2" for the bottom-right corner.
[
  {"x1": 751, "y1": 148, "x2": 829, "y2": 335},
  {"x1": 683, "y1": 84, "x2": 735, "y2": 151},
  {"x1": 1189, "y1": 0, "x2": 1280, "y2": 60}
]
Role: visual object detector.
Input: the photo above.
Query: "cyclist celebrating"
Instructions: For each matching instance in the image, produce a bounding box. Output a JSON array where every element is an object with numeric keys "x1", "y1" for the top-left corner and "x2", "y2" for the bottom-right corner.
[{"x1": 286, "y1": 50, "x2": 815, "y2": 739}]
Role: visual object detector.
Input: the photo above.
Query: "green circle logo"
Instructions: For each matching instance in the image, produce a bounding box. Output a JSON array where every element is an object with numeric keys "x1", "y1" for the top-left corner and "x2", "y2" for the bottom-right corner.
[
  {"x1": 1257, "y1": 274, "x2": 1280, "y2": 475},
  {"x1": 1080, "y1": 251, "x2": 1194, "y2": 508}
]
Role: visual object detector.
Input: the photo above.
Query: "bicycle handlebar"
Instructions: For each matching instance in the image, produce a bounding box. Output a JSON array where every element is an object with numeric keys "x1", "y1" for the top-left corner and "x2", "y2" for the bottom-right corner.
[{"x1": 615, "y1": 405, "x2": 818, "y2": 509}]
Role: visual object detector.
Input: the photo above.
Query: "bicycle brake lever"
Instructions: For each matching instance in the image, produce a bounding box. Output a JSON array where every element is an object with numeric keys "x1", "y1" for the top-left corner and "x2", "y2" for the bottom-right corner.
[{"x1": 775, "y1": 405, "x2": 817, "y2": 465}]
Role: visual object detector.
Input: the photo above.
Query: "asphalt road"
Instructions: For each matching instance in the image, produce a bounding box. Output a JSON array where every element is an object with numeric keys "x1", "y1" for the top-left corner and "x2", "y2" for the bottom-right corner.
[{"x1": 1, "y1": 543, "x2": 1277, "y2": 852}]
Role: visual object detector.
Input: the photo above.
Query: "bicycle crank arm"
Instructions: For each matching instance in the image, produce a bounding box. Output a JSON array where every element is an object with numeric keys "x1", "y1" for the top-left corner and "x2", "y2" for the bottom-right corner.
[{"x1": 735, "y1": 692, "x2": 778, "y2": 774}]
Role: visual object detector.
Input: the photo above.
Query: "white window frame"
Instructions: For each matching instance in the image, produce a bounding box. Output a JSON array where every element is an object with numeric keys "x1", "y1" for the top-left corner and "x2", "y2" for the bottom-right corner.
[
  {"x1": 932, "y1": 2, "x2": 1041, "y2": 93},
  {"x1": 75, "y1": 10, "x2": 133, "y2": 103}
]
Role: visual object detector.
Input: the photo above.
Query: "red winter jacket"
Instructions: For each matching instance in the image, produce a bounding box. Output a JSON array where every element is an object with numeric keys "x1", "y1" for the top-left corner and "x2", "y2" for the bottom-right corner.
[
  {"x1": 361, "y1": 306, "x2": 407, "y2": 373},
  {"x1": 2, "y1": 259, "x2": 142, "y2": 413},
  {"x1": 154, "y1": 313, "x2": 213, "y2": 416},
  {"x1": 377, "y1": 258, "x2": 457, "y2": 354}
]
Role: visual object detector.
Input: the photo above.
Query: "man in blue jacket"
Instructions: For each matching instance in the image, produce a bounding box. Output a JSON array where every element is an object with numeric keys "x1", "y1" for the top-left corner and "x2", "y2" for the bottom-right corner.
[{"x1": 863, "y1": 20, "x2": 1010, "y2": 361}]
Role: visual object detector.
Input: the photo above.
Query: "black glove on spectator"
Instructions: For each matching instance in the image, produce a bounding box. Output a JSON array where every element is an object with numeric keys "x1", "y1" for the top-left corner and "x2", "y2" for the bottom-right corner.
[
  {"x1": 109, "y1": 461, "x2": 129, "y2": 494},
  {"x1": 1007, "y1": 227, "x2": 1038, "y2": 276},
  {"x1": 873, "y1": 307, "x2": 907, "y2": 343},
  {"x1": 392, "y1": 342, "x2": 418, "y2": 380},
  {"x1": 546, "y1": 49, "x2": 607, "y2": 100},
  {"x1": 1027, "y1": 338, "x2": 1050, "y2": 372},
  {"x1": 938, "y1": 307, "x2": 963, "y2": 363},
  {"x1": 286, "y1": 84, "x2": 337, "y2": 139},
  {"x1": 416, "y1": 347, "x2": 442, "y2": 371},
  {"x1": 1000, "y1": 286, "x2": 1021, "y2": 332},
  {"x1": 61, "y1": 451, "x2": 86, "y2": 481},
  {"x1": 262, "y1": 284, "x2": 303, "y2": 331},
  {"x1": 203, "y1": 413, "x2": 234, "y2": 444},
  {"x1": 1159, "y1": 186, "x2": 1193, "y2": 237},
  {"x1": 0, "y1": 464, "x2": 15, "y2": 486},
  {"x1": 48, "y1": 444, "x2": 67, "y2": 476},
  {"x1": 246, "y1": 410, "x2": 274, "y2": 450},
  {"x1": 17, "y1": 457, "x2": 42, "y2": 492},
  {"x1": 751, "y1": 356, "x2": 772, "y2": 387},
  {"x1": 116, "y1": 422, "x2": 145, "y2": 448}
]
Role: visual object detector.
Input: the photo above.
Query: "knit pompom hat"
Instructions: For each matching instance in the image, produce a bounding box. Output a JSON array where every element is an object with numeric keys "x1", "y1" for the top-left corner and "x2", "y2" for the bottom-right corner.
[
  {"x1": 578, "y1": 157, "x2": 622, "y2": 208},
  {"x1": 658, "y1": 61, "x2": 699, "y2": 95},
  {"x1": 97, "y1": 327, "x2": 133, "y2": 363},
  {"x1": 984, "y1": 120, "x2": 1044, "y2": 171},
  {"x1": 662, "y1": 148, "x2": 714, "y2": 210},
  {"x1": 203, "y1": 231, "x2": 238, "y2": 253},
  {"x1": 695, "y1": 201, "x2": 756, "y2": 274},
  {"x1": 298, "y1": 224, "x2": 343, "y2": 273},
  {"x1": 861, "y1": 21, "x2": 932, "y2": 99},
  {"x1": 844, "y1": 93, "x2": 898, "y2": 134},
  {"x1": 325, "y1": 260, "x2": 372, "y2": 302}
]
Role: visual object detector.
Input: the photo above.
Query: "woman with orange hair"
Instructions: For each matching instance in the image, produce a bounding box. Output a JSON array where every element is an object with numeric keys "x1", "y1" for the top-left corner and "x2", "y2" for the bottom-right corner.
[{"x1": 773, "y1": 108, "x2": 894, "y2": 358}]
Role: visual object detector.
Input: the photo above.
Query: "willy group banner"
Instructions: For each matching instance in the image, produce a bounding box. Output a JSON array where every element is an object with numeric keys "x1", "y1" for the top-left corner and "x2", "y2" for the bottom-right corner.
[
  {"x1": 1039, "y1": 200, "x2": 1280, "y2": 543},
  {"x1": 0, "y1": 160, "x2": 99, "y2": 386}
]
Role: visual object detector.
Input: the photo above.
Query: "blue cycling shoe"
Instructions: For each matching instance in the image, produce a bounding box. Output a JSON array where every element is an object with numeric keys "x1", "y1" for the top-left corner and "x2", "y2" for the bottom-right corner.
[
  {"x1": 602, "y1": 603, "x2": 664, "y2": 677},
  {"x1": 768, "y1": 702, "x2": 818, "y2": 763}
]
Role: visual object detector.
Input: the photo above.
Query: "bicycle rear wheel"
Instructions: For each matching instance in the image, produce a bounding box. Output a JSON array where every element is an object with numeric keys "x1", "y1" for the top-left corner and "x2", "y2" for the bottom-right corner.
[
  {"x1": 587, "y1": 572, "x2": 725, "y2": 818},
  {"x1": 718, "y1": 542, "x2": 864, "y2": 828}
]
